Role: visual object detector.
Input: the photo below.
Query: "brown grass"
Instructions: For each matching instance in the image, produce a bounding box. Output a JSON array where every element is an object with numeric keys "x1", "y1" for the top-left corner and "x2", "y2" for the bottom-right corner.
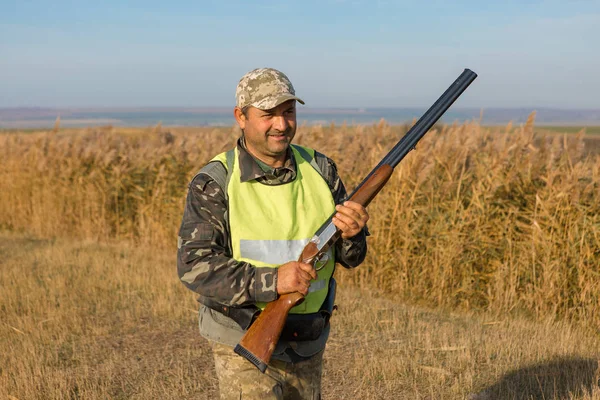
[
  {"x1": 2, "y1": 116, "x2": 600, "y2": 326},
  {"x1": 3, "y1": 116, "x2": 600, "y2": 398},
  {"x1": 1, "y1": 232, "x2": 599, "y2": 399}
]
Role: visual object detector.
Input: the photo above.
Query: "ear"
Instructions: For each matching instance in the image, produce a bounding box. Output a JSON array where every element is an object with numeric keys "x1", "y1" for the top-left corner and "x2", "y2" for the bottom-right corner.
[{"x1": 233, "y1": 107, "x2": 246, "y2": 130}]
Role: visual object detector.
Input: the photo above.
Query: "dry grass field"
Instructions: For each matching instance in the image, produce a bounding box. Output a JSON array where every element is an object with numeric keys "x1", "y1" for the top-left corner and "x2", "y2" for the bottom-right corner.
[
  {"x1": 2, "y1": 114, "x2": 600, "y2": 398},
  {"x1": 2, "y1": 232, "x2": 600, "y2": 399}
]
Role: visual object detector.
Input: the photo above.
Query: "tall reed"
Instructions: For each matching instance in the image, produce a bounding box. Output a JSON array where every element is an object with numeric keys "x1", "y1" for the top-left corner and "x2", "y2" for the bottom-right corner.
[{"x1": 1, "y1": 116, "x2": 598, "y2": 324}]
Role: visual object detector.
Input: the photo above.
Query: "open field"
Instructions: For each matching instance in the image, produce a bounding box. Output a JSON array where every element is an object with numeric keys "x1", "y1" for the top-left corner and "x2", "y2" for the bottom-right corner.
[
  {"x1": 2, "y1": 116, "x2": 600, "y2": 321},
  {"x1": 2, "y1": 232, "x2": 600, "y2": 399},
  {"x1": 2, "y1": 115, "x2": 600, "y2": 398},
  {"x1": 3, "y1": 124, "x2": 600, "y2": 135},
  {"x1": 536, "y1": 126, "x2": 600, "y2": 136}
]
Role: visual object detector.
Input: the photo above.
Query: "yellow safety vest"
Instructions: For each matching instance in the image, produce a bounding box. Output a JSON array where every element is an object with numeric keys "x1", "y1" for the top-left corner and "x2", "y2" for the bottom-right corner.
[{"x1": 212, "y1": 145, "x2": 336, "y2": 314}]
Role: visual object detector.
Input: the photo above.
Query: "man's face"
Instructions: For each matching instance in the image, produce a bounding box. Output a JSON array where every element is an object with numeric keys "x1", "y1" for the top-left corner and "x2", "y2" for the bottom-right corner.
[{"x1": 234, "y1": 100, "x2": 297, "y2": 164}]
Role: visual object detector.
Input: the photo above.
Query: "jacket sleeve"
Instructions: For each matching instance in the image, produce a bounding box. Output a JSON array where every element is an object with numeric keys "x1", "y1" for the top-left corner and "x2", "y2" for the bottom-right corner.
[
  {"x1": 315, "y1": 152, "x2": 369, "y2": 269},
  {"x1": 177, "y1": 172, "x2": 278, "y2": 306}
]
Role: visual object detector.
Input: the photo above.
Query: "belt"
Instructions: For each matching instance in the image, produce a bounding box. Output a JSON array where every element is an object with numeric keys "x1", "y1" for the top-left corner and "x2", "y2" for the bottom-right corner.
[
  {"x1": 200, "y1": 278, "x2": 337, "y2": 341},
  {"x1": 200, "y1": 296, "x2": 260, "y2": 330}
]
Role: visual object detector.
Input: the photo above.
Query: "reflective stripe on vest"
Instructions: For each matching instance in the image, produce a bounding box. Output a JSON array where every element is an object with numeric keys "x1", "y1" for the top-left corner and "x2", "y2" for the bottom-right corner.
[{"x1": 212, "y1": 145, "x2": 336, "y2": 314}]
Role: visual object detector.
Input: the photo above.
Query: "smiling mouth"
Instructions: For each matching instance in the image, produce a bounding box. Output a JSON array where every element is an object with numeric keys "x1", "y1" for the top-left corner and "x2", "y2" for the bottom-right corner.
[{"x1": 268, "y1": 133, "x2": 288, "y2": 139}]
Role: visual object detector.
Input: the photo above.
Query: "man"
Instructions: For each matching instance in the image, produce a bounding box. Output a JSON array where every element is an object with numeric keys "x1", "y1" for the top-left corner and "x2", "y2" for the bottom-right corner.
[{"x1": 177, "y1": 68, "x2": 369, "y2": 399}]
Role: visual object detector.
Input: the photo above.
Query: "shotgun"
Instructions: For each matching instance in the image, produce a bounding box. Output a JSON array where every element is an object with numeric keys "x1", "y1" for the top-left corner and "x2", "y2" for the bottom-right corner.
[{"x1": 234, "y1": 68, "x2": 478, "y2": 372}]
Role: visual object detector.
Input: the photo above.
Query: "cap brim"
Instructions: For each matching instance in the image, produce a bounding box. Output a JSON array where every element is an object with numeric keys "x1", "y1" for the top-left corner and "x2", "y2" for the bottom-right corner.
[{"x1": 252, "y1": 94, "x2": 305, "y2": 110}]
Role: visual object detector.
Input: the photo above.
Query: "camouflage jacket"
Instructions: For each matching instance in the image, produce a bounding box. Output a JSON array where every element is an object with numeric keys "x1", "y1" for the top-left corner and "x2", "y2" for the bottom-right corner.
[{"x1": 177, "y1": 138, "x2": 368, "y2": 307}]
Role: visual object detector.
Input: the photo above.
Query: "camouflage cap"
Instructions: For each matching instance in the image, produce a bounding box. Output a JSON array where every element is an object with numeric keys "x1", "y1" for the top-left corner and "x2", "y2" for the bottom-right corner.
[{"x1": 236, "y1": 68, "x2": 305, "y2": 110}]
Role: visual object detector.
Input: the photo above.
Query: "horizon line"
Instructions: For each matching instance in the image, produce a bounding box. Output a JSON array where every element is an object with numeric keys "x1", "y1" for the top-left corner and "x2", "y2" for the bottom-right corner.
[{"x1": 1, "y1": 106, "x2": 599, "y2": 111}]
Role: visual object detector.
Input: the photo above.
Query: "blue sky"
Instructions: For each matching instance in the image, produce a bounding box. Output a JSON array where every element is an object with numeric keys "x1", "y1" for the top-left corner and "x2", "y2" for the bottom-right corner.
[{"x1": 1, "y1": 0, "x2": 599, "y2": 108}]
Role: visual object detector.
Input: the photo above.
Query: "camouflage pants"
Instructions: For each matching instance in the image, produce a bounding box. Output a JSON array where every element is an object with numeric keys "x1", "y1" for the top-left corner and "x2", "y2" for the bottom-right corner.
[{"x1": 211, "y1": 341, "x2": 323, "y2": 400}]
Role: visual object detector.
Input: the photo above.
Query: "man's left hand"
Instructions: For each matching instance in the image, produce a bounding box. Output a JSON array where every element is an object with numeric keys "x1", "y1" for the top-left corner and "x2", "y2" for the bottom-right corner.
[{"x1": 332, "y1": 201, "x2": 369, "y2": 239}]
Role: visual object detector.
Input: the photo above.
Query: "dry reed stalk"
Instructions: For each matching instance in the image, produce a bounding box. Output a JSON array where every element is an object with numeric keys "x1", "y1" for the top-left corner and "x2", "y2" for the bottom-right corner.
[{"x1": 1, "y1": 117, "x2": 600, "y2": 326}]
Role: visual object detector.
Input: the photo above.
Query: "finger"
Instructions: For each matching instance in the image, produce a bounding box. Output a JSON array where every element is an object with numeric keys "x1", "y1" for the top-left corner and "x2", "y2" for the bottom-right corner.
[
  {"x1": 296, "y1": 279, "x2": 309, "y2": 295},
  {"x1": 332, "y1": 215, "x2": 350, "y2": 231},
  {"x1": 332, "y1": 215, "x2": 358, "y2": 239},
  {"x1": 336, "y1": 205, "x2": 369, "y2": 227},
  {"x1": 341, "y1": 201, "x2": 369, "y2": 217},
  {"x1": 294, "y1": 262, "x2": 314, "y2": 279},
  {"x1": 298, "y1": 262, "x2": 315, "y2": 274},
  {"x1": 335, "y1": 204, "x2": 363, "y2": 222},
  {"x1": 341, "y1": 200, "x2": 365, "y2": 212},
  {"x1": 298, "y1": 263, "x2": 318, "y2": 281},
  {"x1": 298, "y1": 269, "x2": 314, "y2": 283},
  {"x1": 349, "y1": 203, "x2": 369, "y2": 223},
  {"x1": 348, "y1": 203, "x2": 370, "y2": 223},
  {"x1": 333, "y1": 210, "x2": 361, "y2": 231}
]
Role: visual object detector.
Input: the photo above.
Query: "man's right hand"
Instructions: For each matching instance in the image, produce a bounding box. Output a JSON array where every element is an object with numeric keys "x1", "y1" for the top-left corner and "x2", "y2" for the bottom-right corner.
[{"x1": 276, "y1": 261, "x2": 318, "y2": 296}]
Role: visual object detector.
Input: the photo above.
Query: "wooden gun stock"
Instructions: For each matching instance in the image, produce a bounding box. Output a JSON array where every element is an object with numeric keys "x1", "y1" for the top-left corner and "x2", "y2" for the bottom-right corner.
[{"x1": 234, "y1": 69, "x2": 477, "y2": 372}]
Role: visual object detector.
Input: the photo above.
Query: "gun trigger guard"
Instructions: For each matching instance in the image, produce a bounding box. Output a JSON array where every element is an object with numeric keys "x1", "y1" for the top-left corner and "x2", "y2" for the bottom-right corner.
[{"x1": 314, "y1": 253, "x2": 330, "y2": 271}]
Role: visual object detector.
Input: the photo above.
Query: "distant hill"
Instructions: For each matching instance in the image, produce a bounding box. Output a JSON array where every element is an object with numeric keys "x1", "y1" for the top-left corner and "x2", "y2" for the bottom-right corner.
[{"x1": 1, "y1": 107, "x2": 599, "y2": 129}]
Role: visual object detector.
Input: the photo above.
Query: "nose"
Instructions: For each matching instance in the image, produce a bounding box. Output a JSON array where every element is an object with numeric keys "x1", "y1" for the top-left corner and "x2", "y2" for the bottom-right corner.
[{"x1": 273, "y1": 115, "x2": 288, "y2": 132}]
